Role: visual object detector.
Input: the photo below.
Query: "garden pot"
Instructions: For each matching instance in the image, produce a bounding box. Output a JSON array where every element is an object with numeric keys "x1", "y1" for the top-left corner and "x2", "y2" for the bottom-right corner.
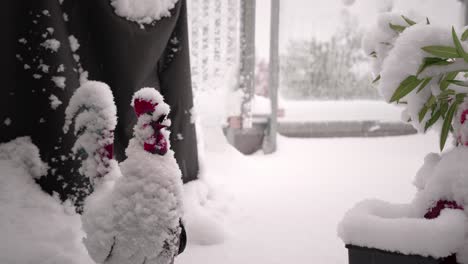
[{"x1": 346, "y1": 245, "x2": 458, "y2": 264}]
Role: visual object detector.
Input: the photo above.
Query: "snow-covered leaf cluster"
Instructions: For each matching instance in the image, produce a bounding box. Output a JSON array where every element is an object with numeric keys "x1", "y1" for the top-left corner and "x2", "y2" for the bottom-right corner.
[{"x1": 366, "y1": 13, "x2": 468, "y2": 150}]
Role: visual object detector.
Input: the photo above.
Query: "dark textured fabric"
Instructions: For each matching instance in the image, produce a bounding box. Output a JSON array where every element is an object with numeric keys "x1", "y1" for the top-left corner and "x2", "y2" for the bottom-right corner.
[{"x1": 0, "y1": 0, "x2": 199, "y2": 210}]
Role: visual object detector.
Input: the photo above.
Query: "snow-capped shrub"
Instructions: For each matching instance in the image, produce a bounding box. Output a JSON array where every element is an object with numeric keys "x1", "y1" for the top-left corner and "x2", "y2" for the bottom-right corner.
[{"x1": 368, "y1": 13, "x2": 468, "y2": 150}]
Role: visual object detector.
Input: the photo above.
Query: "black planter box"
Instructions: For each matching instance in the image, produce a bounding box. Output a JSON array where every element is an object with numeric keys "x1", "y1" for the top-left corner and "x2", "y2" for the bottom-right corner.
[{"x1": 346, "y1": 245, "x2": 458, "y2": 264}]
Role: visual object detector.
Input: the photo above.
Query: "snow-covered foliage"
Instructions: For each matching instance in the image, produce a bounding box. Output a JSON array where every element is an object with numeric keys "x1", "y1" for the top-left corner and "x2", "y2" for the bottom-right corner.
[
  {"x1": 0, "y1": 137, "x2": 48, "y2": 179},
  {"x1": 64, "y1": 81, "x2": 118, "y2": 183},
  {"x1": 110, "y1": 0, "x2": 178, "y2": 25},
  {"x1": 81, "y1": 87, "x2": 184, "y2": 264},
  {"x1": 365, "y1": 13, "x2": 468, "y2": 150},
  {"x1": 0, "y1": 137, "x2": 93, "y2": 264}
]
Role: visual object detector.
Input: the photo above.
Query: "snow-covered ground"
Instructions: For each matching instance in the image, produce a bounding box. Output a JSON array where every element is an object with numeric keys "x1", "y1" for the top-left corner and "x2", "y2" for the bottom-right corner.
[
  {"x1": 178, "y1": 131, "x2": 439, "y2": 264},
  {"x1": 280, "y1": 100, "x2": 403, "y2": 122}
]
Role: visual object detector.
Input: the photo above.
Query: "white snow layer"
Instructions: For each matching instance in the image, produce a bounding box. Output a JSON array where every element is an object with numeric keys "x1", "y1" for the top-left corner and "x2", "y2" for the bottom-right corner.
[
  {"x1": 110, "y1": 0, "x2": 178, "y2": 24},
  {"x1": 69, "y1": 35, "x2": 80, "y2": 52},
  {"x1": 41, "y1": 38, "x2": 61, "y2": 52},
  {"x1": 49, "y1": 94, "x2": 63, "y2": 109},
  {"x1": 339, "y1": 147, "x2": 468, "y2": 261},
  {"x1": 0, "y1": 137, "x2": 93, "y2": 264},
  {"x1": 52, "y1": 76, "x2": 66, "y2": 89}
]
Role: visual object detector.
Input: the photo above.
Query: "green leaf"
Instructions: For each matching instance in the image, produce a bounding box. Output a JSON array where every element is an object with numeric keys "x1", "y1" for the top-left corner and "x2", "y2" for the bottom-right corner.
[
  {"x1": 456, "y1": 93, "x2": 467, "y2": 101},
  {"x1": 417, "y1": 57, "x2": 452, "y2": 75},
  {"x1": 419, "y1": 105, "x2": 429, "y2": 123},
  {"x1": 421, "y1": 46, "x2": 460, "y2": 58},
  {"x1": 372, "y1": 75, "x2": 381, "y2": 84},
  {"x1": 440, "y1": 102, "x2": 449, "y2": 117},
  {"x1": 440, "y1": 100, "x2": 459, "y2": 151},
  {"x1": 401, "y1": 15, "x2": 416, "y2": 26},
  {"x1": 389, "y1": 23, "x2": 406, "y2": 33},
  {"x1": 426, "y1": 17, "x2": 430, "y2": 25},
  {"x1": 390, "y1": 76, "x2": 423, "y2": 102},
  {"x1": 447, "y1": 80, "x2": 468, "y2": 87},
  {"x1": 462, "y1": 28, "x2": 468, "y2": 41},
  {"x1": 425, "y1": 108, "x2": 441, "y2": 132},
  {"x1": 419, "y1": 95, "x2": 436, "y2": 122},
  {"x1": 417, "y1": 77, "x2": 432, "y2": 93},
  {"x1": 440, "y1": 72, "x2": 459, "y2": 90},
  {"x1": 452, "y1": 26, "x2": 468, "y2": 63}
]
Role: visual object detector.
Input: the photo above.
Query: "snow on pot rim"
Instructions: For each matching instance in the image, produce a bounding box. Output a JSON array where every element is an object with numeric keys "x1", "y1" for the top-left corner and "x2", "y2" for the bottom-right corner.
[{"x1": 338, "y1": 199, "x2": 466, "y2": 259}]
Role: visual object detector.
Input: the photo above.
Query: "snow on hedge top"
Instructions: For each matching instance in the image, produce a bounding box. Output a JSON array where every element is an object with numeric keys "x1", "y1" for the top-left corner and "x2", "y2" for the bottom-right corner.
[
  {"x1": 110, "y1": 0, "x2": 178, "y2": 24},
  {"x1": 0, "y1": 137, "x2": 48, "y2": 179},
  {"x1": 0, "y1": 137, "x2": 93, "y2": 264}
]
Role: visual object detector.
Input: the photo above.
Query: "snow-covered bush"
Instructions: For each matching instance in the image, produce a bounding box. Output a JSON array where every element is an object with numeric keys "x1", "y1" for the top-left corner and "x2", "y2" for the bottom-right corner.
[{"x1": 366, "y1": 13, "x2": 468, "y2": 150}]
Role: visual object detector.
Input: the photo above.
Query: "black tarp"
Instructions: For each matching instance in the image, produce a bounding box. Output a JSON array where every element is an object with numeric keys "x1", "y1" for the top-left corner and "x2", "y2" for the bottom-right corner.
[{"x1": 0, "y1": 0, "x2": 199, "y2": 210}]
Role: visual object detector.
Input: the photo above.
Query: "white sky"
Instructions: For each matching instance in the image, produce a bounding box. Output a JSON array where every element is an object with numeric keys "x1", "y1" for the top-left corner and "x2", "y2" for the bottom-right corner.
[{"x1": 256, "y1": 0, "x2": 465, "y2": 59}]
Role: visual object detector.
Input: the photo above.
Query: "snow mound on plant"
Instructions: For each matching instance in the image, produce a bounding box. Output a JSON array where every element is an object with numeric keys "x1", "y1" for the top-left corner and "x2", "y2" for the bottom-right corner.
[
  {"x1": 110, "y1": 0, "x2": 178, "y2": 24},
  {"x1": 0, "y1": 137, "x2": 93, "y2": 264},
  {"x1": 413, "y1": 148, "x2": 468, "y2": 214}
]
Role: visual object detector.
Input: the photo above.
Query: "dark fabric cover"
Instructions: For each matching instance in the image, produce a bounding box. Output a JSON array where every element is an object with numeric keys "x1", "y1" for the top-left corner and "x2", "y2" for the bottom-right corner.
[{"x1": 0, "y1": 0, "x2": 198, "y2": 209}]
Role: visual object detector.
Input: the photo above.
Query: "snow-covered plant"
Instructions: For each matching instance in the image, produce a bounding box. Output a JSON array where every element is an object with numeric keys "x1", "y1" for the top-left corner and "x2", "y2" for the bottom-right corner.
[
  {"x1": 367, "y1": 13, "x2": 468, "y2": 150},
  {"x1": 64, "y1": 81, "x2": 118, "y2": 184}
]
